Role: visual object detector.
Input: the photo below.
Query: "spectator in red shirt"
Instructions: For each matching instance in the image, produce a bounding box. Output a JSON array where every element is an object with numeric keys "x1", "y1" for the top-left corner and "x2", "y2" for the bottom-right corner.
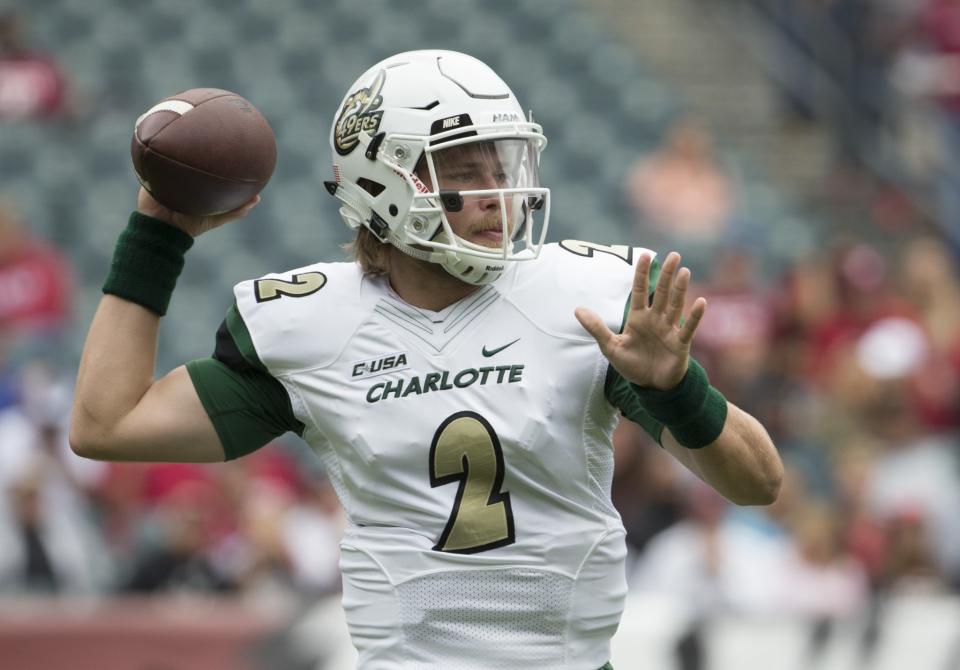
[
  {"x1": 808, "y1": 241, "x2": 913, "y2": 383},
  {"x1": 899, "y1": 235, "x2": 960, "y2": 430},
  {"x1": 0, "y1": 11, "x2": 73, "y2": 120},
  {"x1": 0, "y1": 200, "x2": 72, "y2": 337},
  {"x1": 0, "y1": 199, "x2": 73, "y2": 412},
  {"x1": 918, "y1": 0, "x2": 960, "y2": 114}
]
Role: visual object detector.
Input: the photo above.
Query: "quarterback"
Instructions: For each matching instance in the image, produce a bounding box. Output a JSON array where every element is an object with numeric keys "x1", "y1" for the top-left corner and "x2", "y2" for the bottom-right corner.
[{"x1": 71, "y1": 51, "x2": 782, "y2": 669}]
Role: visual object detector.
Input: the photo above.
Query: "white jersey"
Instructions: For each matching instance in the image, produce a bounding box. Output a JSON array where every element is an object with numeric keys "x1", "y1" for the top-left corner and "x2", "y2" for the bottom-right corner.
[{"x1": 232, "y1": 241, "x2": 653, "y2": 669}]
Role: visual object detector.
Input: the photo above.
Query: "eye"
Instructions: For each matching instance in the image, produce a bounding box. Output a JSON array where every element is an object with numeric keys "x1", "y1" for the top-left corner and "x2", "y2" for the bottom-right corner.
[{"x1": 449, "y1": 171, "x2": 476, "y2": 183}]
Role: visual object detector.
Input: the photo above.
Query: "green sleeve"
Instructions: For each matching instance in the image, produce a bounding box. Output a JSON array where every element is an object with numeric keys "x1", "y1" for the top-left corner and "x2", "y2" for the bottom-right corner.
[
  {"x1": 187, "y1": 358, "x2": 304, "y2": 461},
  {"x1": 605, "y1": 367, "x2": 665, "y2": 444},
  {"x1": 602, "y1": 255, "x2": 665, "y2": 444},
  {"x1": 186, "y1": 303, "x2": 304, "y2": 461}
]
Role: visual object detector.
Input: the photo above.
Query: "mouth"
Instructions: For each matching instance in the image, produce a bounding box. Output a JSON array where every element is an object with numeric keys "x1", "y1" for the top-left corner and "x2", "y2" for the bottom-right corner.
[{"x1": 469, "y1": 228, "x2": 504, "y2": 247}]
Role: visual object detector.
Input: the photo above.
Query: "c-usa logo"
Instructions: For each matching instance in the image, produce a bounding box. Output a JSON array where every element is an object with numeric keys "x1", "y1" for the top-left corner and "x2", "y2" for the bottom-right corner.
[{"x1": 335, "y1": 70, "x2": 386, "y2": 156}]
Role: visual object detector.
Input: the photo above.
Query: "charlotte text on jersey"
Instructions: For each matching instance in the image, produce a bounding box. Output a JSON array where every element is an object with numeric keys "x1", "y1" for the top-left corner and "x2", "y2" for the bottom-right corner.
[{"x1": 365, "y1": 364, "x2": 525, "y2": 403}]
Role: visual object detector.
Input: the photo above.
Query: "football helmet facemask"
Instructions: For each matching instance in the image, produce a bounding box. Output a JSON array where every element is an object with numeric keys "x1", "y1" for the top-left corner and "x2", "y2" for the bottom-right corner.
[{"x1": 327, "y1": 50, "x2": 550, "y2": 285}]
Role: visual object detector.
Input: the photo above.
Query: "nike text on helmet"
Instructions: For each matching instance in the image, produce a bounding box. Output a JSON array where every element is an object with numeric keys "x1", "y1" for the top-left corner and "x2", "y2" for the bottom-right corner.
[{"x1": 326, "y1": 50, "x2": 550, "y2": 285}]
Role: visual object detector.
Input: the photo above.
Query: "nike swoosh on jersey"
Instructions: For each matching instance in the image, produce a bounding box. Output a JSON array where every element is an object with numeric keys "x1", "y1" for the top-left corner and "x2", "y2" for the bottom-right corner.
[{"x1": 482, "y1": 338, "x2": 521, "y2": 357}]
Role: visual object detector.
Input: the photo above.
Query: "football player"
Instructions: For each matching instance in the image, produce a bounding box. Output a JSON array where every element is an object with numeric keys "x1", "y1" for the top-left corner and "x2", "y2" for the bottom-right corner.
[{"x1": 71, "y1": 50, "x2": 783, "y2": 669}]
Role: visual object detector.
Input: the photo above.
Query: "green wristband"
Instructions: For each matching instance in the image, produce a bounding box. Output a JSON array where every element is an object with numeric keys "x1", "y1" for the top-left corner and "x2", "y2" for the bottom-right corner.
[
  {"x1": 102, "y1": 211, "x2": 194, "y2": 316},
  {"x1": 629, "y1": 359, "x2": 728, "y2": 449}
]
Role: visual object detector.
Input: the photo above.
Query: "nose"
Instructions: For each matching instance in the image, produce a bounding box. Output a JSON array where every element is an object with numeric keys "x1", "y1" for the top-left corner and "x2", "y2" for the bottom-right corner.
[
  {"x1": 479, "y1": 194, "x2": 500, "y2": 212},
  {"x1": 475, "y1": 173, "x2": 502, "y2": 211}
]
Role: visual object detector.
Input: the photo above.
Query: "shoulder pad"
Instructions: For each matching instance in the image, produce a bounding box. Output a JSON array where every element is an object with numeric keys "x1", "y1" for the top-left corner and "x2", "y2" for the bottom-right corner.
[
  {"x1": 233, "y1": 261, "x2": 372, "y2": 375},
  {"x1": 506, "y1": 241, "x2": 657, "y2": 337}
]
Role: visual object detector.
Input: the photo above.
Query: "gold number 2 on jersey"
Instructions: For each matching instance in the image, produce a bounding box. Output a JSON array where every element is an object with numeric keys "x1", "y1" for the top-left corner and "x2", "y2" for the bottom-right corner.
[
  {"x1": 430, "y1": 411, "x2": 516, "y2": 554},
  {"x1": 254, "y1": 271, "x2": 327, "y2": 302},
  {"x1": 559, "y1": 240, "x2": 633, "y2": 264}
]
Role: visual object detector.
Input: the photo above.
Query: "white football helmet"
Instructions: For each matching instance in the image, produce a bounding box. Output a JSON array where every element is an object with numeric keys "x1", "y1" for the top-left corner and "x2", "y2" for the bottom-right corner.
[{"x1": 326, "y1": 50, "x2": 550, "y2": 285}]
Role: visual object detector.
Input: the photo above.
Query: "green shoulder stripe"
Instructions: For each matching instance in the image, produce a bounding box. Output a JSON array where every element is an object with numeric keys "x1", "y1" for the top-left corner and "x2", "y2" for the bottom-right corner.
[{"x1": 225, "y1": 303, "x2": 267, "y2": 373}]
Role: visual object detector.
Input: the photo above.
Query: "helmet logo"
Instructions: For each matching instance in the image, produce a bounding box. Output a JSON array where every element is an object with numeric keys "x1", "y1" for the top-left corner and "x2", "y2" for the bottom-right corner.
[
  {"x1": 410, "y1": 173, "x2": 430, "y2": 194},
  {"x1": 335, "y1": 70, "x2": 386, "y2": 156},
  {"x1": 430, "y1": 114, "x2": 474, "y2": 138}
]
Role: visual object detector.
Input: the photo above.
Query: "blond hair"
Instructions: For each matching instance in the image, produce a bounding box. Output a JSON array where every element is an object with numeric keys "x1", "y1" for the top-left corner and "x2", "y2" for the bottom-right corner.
[{"x1": 345, "y1": 226, "x2": 391, "y2": 276}]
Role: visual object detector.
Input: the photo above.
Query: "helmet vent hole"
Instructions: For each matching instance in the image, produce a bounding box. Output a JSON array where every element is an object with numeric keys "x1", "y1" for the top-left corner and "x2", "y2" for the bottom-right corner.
[
  {"x1": 389, "y1": 204, "x2": 398, "y2": 216},
  {"x1": 357, "y1": 178, "x2": 385, "y2": 197}
]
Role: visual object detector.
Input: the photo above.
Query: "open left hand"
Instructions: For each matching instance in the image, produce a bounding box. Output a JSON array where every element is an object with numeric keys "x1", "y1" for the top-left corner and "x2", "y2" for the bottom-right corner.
[{"x1": 575, "y1": 251, "x2": 706, "y2": 390}]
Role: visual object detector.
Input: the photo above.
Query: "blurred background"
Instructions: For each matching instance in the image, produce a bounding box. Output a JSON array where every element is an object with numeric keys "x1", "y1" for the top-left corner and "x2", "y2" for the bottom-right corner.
[{"x1": 1, "y1": 0, "x2": 959, "y2": 668}]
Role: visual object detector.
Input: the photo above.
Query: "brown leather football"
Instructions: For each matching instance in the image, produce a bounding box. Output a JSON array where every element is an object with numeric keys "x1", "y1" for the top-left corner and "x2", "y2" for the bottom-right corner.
[{"x1": 131, "y1": 88, "x2": 277, "y2": 216}]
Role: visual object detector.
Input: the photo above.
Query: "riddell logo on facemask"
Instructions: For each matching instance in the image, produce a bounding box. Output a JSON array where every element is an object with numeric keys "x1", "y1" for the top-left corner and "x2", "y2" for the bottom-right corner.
[{"x1": 410, "y1": 173, "x2": 430, "y2": 194}]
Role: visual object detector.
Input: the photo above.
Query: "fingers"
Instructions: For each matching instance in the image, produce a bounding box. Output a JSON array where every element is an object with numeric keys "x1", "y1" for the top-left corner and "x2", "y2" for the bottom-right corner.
[
  {"x1": 136, "y1": 187, "x2": 177, "y2": 224},
  {"x1": 630, "y1": 253, "x2": 654, "y2": 312},
  {"x1": 637, "y1": 250, "x2": 703, "y2": 336},
  {"x1": 216, "y1": 194, "x2": 261, "y2": 223},
  {"x1": 202, "y1": 196, "x2": 262, "y2": 234},
  {"x1": 575, "y1": 307, "x2": 616, "y2": 354},
  {"x1": 236, "y1": 194, "x2": 262, "y2": 218},
  {"x1": 240, "y1": 194, "x2": 262, "y2": 213},
  {"x1": 666, "y1": 267, "x2": 690, "y2": 327},
  {"x1": 678, "y1": 297, "x2": 707, "y2": 345},
  {"x1": 650, "y1": 252, "x2": 680, "y2": 313}
]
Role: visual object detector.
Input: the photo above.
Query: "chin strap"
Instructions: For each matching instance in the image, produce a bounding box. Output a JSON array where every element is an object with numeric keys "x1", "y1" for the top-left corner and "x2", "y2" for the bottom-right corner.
[
  {"x1": 442, "y1": 254, "x2": 503, "y2": 285},
  {"x1": 432, "y1": 231, "x2": 505, "y2": 285},
  {"x1": 392, "y1": 232, "x2": 504, "y2": 286},
  {"x1": 390, "y1": 237, "x2": 433, "y2": 262}
]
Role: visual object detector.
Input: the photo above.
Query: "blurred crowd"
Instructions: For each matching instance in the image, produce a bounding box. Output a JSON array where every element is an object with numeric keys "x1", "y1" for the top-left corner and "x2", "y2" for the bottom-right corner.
[
  {"x1": 615, "y1": 229, "x2": 960, "y2": 626},
  {"x1": 0, "y1": 350, "x2": 344, "y2": 601},
  {"x1": 0, "y1": 395, "x2": 340, "y2": 599},
  {"x1": 750, "y1": 0, "x2": 960, "y2": 248},
  {"x1": 0, "y1": 3, "x2": 957, "y2": 655},
  {"x1": 623, "y1": 118, "x2": 749, "y2": 277}
]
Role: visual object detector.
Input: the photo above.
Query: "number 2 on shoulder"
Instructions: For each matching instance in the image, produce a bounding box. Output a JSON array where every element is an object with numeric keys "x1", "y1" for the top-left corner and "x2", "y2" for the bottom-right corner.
[
  {"x1": 559, "y1": 240, "x2": 633, "y2": 264},
  {"x1": 254, "y1": 271, "x2": 327, "y2": 302}
]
